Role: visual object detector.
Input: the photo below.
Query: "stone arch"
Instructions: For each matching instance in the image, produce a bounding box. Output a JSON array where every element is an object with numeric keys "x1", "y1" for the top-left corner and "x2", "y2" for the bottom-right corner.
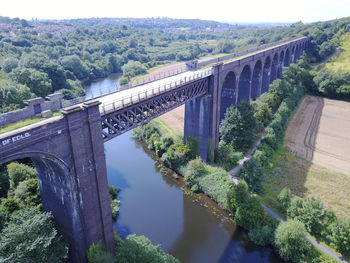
[
  {"x1": 237, "y1": 65, "x2": 251, "y2": 103},
  {"x1": 278, "y1": 51, "x2": 284, "y2": 78},
  {"x1": 291, "y1": 45, "x2": 296, "y2": 63},
  {"x1": 0, "y1": 151, "x2": 85, "y2": 262},
  {"x1": 270, "y1": 53, "x2": 279, "y2": 83},
  {"x1": 251, "y1": 60, "x2": 262, "y2": 100},
  {"x1": 261, "y1": 56, "x2": 271, "y2": 94},
  {"x1": 220, "y1": 71, "x2": 237, "y2": 121},
  {"x1": 284, "y1": 48, "x2": 291, "y2": 66}
]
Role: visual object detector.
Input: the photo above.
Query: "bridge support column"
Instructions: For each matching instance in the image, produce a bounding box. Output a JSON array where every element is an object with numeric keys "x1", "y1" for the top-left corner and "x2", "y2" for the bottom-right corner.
[
  {"x1": 58, "y1": 101, "x2": 114, "y2": 262},
  {"x1": 184, "y1": 64, "x2": 221, "y2": 161}
]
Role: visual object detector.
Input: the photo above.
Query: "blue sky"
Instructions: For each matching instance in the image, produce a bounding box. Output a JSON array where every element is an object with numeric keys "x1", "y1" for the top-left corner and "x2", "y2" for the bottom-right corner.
[{"x1": 1, "y1": 0, "x2": 349, "y2": 23}]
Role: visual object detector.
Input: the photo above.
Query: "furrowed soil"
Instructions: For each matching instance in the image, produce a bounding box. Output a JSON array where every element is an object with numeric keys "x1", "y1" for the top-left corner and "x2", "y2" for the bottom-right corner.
[{"x1": 285, "y1": 95, "x2": 350, "y2": 176}]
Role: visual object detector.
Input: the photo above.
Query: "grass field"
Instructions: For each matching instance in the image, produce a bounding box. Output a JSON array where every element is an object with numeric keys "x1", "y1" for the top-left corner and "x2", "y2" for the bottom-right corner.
[
  {"x1": 258, "y1": 147, "x2": 350, "y2": 220},
  {"x1": 0, "y1": 111, "x2": 61, "y2": 134},
  {"x1": 326, "y1": 33, "x2": 350, "y2": 72}
]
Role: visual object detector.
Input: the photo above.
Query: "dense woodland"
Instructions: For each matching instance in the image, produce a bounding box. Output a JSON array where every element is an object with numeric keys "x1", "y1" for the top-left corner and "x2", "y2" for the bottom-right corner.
[
  {"x1": 1, "y1": 16, "x2": 350, "y2": 262},
  {"x1": 1, "y1": 16, "x2": 349, "y2": 113}
]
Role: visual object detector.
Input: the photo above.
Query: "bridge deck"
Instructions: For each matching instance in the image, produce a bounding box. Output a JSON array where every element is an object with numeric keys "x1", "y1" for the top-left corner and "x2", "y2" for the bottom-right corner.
[{"x1": 83, "y1": 36, "x2": 306, "y2": 115}]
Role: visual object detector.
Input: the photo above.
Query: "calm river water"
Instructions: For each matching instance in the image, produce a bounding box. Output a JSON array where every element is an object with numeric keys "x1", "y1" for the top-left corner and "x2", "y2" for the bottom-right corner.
[{"x1": 87, "y1": 74, "x2": 285, "y2": 263}]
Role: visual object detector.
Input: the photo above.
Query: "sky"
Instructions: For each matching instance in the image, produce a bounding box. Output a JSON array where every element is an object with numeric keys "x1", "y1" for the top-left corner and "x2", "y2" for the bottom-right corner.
[{"x1": 1, "y1": 0, "x2": 349, "y2": 23}]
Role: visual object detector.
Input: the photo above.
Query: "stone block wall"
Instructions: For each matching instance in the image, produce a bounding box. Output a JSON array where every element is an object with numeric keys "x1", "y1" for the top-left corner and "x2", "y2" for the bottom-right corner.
[{"x1": 0, "y1": 93, "x2": 64, "y2": 127}]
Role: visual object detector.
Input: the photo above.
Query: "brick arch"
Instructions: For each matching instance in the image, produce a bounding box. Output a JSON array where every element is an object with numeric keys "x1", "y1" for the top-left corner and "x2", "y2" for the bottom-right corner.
[
  {"x1": 278, "y1": 50, "x2": 285, "y2": 78},
  {"x1": 261, "y1": 55, "x2": 271, "y2": 94},
  {"x1": 270, "y1": 52, "x2": 279, "y2": 83},
  {"x1": 251, "y1": 60, "x2": 262, "y2": 100},
  {"x1": 0, "y1": 151, "x2": 86, "y2": 262},
  {"x1": 237, "y1": 64, "x2": 252, "y2": 103},
  {"x1": 284, "y1": 48, "x2": 291, "y2": 66},
  {"x1": 220, "y1": 71, "x2": 237, "y2": 121}
]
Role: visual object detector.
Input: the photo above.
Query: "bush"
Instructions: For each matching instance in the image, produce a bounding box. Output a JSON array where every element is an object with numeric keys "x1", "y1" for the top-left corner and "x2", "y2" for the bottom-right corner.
[
  {"x1": 214, "y1": 143, "x2": 242, "y2": 171},
  {"x1": 249, "y1": 223, "x2": 276, "y2": 246},
  {"x1": 108, "y1": 186, "x2": 119, "y2": 200},
  {"x1": 0, "y1": 207, "x2": 68, "y2": 263},
  {"x1": 238, "y1": 157, "x2": 264, "y2": 192},
  {"x1": 116, "y1": 235, "x2": 179, "y2": 263},
  {"x1": 235, "y1": 196, "x2": 264, "y2": 231},
  {"x1": 0, "y1": 198, "x2": 22, "y2": 215},
  {"x1": 87, "y1": 243, "x2": 116, "y2": 263},
  {"x1": 184, "y1": 158, "x2": 205, "y2": 188},
  {"x1": 14, "y1": 178, "x2": 41, "y2": 207},
  {"x1": 278, "y1": 187, "x2": 292, "y2": 211},
  {"x1": 6, "y1": 162, "x2": 36, "y2": 190},
  {"x1": 227, "y1": 180, "x2": 249, "y2": 215},
  {"x1": 0, "y1": 167, "x2": 9, "y2": 198},
  {"x1": 287, "y1": 197, "x2": 326, "y2": 235},
  {"x1": 219, "y1": 102, "x2": 258, "y2": 152},
  {"x1": 275, "y1": 220, "x2": 312, "y2": 263},
  {"x1": 328, "y1": 219, "x2": 350, "y2": 254},
  {"x1": 161, "y1": 142, "x2": 190, "y2": 171},
  {"x1": 186, "y1": 136, "x2": 200, "y2": 159}
]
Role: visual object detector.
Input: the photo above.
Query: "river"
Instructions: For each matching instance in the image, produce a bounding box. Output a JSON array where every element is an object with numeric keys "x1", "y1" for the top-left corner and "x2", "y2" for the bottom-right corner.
[{"x1": 87, "y1": 73, "x2": 285, "y2": 263}]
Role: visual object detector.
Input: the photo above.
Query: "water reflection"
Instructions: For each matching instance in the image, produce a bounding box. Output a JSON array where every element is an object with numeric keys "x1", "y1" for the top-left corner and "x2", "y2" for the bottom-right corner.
[{"x1": 104, "y1": 131, "x2": 285, "y2": 263}]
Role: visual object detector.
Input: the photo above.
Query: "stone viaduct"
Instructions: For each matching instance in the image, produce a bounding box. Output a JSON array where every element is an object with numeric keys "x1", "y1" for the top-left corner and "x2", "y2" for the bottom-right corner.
[{"x1": 0, "y1": 36, "x2": 310, "y2": 262}]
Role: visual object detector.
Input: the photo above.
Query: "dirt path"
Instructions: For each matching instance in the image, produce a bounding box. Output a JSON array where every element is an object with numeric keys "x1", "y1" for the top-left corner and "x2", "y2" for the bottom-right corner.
[{"x1": 285, "y1": 96, "x2": 350, "y2": 176}]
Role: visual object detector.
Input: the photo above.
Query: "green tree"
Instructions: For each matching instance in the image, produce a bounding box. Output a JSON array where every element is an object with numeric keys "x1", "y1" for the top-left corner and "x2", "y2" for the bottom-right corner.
[
  {"x1": 9, "y1": 67, "x2": 52, "y2": 97},
  {"x1": 227, "y1": 180, "x2": 249, "y2": 214},
  {"x1": 0, "y1": 198, "x2": 22, "y2": 215},
  {"x1": 0, "y1": 207, "x2": 68, "y2": 263},
  {"x1": 287, "y1": 197, "x2": 325, "y2": 235},
  {"x1": 87, "y1": 243, "x2": 116, "y2": 263},
  {"x1": 238, "y1": 157, "x2": 264, "y2": 192},
  {"x1": 219, "y1": 102, "x2": 257, "y2": 151},
  {"x1": 61, "y1": 55, "x2": 89, "y2": 80},
  {"x1": 184, "y1": 158, "x2": 206, "y2": 188},
  {"x1": 6, "y1": 162, "x2": 36, "y2": 190},
  {"x1": 1, "y1": 57, "x2": 18, "y2": 73},
  {"x1": 328, "y1": 219, "x2": 350, "y2": 254},
  {"x1": 0, "y1": 166, "x2": 9, "y2": 198},
  {"x1": 14, "y1": 178, "x2": 41, "y2": 207},
  {"x1": 275, "y1": 220, "x2": 312, "y2": 263},
  {"x1": 278, "y1": 187, "x2": 292, "y2": 211},
  {"x1": 235, "y1": 196, "x2": 264, "y2": 231},
  {"x1": 161, "y1": 142, "x2": 190, "y2": 170},
  {"x1": 116, "y1": 234, "x2": 179, "y2": 263}
]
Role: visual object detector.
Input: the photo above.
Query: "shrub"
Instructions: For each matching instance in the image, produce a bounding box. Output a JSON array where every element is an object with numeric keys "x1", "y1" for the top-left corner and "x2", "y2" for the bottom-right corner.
[
  {"x1": 287, "y1": 197, "x2": 326, "y2": 235},
  {"x1": 278, "y1": 187, "x2": 292, "y2": 211},
  {"x1": 0, "y1": 207, "x2": 68, "y2": 263},
  {"x1": 87, "y1": 243, "x2": 116, "y2": 263},
  {"x1": 108, "y1": 186, "x2": 119, "y2": 200},
  {"x1": 161, "y1": 142, "x2": 190, "y2": 170},
  {"x1": 235, "y1": 196, "x2": 264, "y2": 231},
  {"x1": 0, "y1": 166, "x2": 9, "y2": 198},
  {"x1": 0, "y1": 198, "x2": 22, "y2": 215},
  {"x1": 227, "y1": 180, "x2": 249, "y2": 214},
  {"x1": 275, "y1": 220, "x2": 312, "y2": 263},
  {"x1": 6, "y1": 162, "x2": 36, "y2": 190},
  {"x1": 249, "y1": 224, "x2": 276, "y2": 246},
  {"x1": 116, "y1": 235, "x2": 179, "y2": 263},
  {"x1": 14, "y1": 178, "x2": 41, "y2": 207},
  {"x1": 328, "y1": 219, "x2": 350, "y2": 254},
  {"x1": 219, "y1": 102, "x2": 258, "y2": 152},
  {"x1": 214, "y1": 143, "x2": 242, "y2": 171},
  {"x1": 238, "y1": 157, "x2": 264, "y2": 192},
  {"x1": 186, "y1": 136, "x2": 200, "y2": 159},
  {"x1": 87, "y1": 243, "x2": 117, "y2": 263},
  {"x1": 184, "y1": 158, "x2": 205, "y2": 188}
]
